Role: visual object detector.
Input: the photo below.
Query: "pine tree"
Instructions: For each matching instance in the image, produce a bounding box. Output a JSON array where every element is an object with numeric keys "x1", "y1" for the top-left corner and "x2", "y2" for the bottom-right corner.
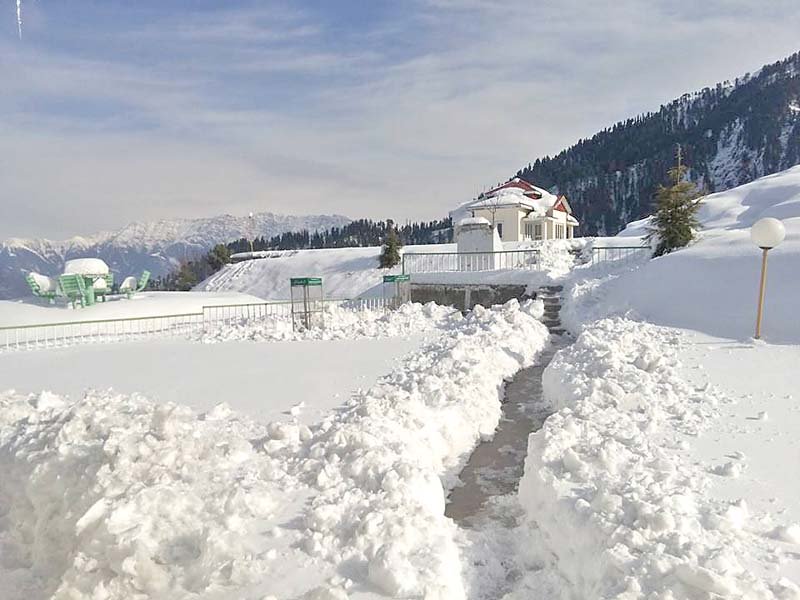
[
  {"x1": 175, "y1": 261, "x2": 199, "y2": 291},
  {"x1": 647, "y1": 150, "x2": 704, "y2": 256},
  {"x1": 206, "y1": 244, "x2": 231, "y2": 271},
  {"x1": 379, "y1": 221, "x2": 402, "y2": 268}
]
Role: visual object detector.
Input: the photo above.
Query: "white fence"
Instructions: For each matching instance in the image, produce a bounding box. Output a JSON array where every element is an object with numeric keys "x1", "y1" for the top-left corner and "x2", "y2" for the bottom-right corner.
[
  {"x1": 588, "y1": 246, "x2": 651, "y2": 269},
  {"x1": 402, "y1": 249, "x2": 540, "y2": 274},
  {"x1": 0, "y1": 297, "x2": 390, "y2": 353}
]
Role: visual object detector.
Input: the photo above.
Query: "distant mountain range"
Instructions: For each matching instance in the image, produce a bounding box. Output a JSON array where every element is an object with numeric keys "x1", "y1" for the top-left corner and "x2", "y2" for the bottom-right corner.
[
  {"x1": 0, "y1": 213, "x2": 350, "y2": 299},
  {"x1": 516, "y1": 50, "x2": 800, "y2": 235}
]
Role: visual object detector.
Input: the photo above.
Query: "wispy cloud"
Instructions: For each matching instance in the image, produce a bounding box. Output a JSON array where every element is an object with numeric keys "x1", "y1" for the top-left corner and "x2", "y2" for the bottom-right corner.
[{"x1": 1, "y1": 0, "x2": 799, "y2": 239}]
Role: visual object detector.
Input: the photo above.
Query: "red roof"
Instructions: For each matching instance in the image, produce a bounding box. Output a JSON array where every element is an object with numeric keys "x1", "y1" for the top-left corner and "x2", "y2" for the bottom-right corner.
[
  {"x1": 552, "y1": 196, "x2": 568, "y2": 213},
  {"x1": 487, "y1": 178, "x2": 542, "y2": 199}
]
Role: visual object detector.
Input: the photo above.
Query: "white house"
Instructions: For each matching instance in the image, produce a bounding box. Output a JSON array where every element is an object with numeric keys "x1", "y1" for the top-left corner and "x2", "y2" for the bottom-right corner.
[{"x1": 452, "y1": 177, "x2": 579, "y2": 242}]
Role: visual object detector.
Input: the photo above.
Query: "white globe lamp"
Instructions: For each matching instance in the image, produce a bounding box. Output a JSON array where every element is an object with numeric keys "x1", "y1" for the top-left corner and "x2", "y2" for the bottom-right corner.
[
  {"x1": 751, "y1": 217, "x2": 785, "y2": 339},
  {"x1": 751, "y1": 217, "x2": 785, "y2": 249}
]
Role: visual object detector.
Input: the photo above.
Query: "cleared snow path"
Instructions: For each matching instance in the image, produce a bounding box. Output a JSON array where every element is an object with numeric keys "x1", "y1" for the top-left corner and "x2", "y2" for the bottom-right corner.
[{"x1": 446, "y1": 339, "x2": 567, "y2": 526}]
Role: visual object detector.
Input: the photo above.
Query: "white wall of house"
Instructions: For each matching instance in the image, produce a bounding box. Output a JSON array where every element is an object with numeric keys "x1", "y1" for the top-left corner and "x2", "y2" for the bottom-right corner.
[
  {"x1": 469, "y1": 205, "x2": 575, "y2": 242},
  {"x1": 470, "y1": 206, "x2": 526, "y2": 241}
]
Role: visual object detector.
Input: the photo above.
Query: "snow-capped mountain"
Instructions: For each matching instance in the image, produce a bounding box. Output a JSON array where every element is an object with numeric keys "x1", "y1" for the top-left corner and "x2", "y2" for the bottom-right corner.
[
  {"x1": 0, "y1": 212, "x2": 350, "y2": 299},
  {"x1": 516, "y1": 50, "x2": 800, "y2": 235}
]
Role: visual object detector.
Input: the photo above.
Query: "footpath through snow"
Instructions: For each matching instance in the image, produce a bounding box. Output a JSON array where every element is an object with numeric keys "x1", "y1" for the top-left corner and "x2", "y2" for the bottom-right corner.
[{"x1": 0, "y1": 300, "x2": 549, "y2": 600}]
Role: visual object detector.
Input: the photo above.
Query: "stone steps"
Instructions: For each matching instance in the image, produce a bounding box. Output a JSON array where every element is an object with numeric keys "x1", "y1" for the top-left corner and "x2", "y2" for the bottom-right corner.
[{"x1": 537, "y1": 285, "x2": 566, "y2": 336}]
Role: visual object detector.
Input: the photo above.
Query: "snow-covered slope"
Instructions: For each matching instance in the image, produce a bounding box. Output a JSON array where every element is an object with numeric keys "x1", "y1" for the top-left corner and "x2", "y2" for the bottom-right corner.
[
  {"x1": 197, "y1": 240, "x2": 583, "y2": 301},
  {"x1": 197, "y1": 245, "x2": 440, "y2": 300},
  {"x1": 0, "y1": 212, "x2": 350, "y2": 300},
  {"x1": 564, "y1": 164, "x2": 800, "y2": 343}
]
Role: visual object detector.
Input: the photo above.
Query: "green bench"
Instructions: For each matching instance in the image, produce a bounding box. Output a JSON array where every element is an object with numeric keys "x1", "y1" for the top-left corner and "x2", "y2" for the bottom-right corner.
[
  {"x1": 26, "y1": 273, "x2": 59, "y2": 304},
  {"x1": 58, "y1": 274, "x2": 88, "y2": 308},
  {"x1": 120, "y1": 270, "x2": 150, "y2": 298},
  {"x1": 93, "y1": 273, "x2": 114, "y2": 302}
]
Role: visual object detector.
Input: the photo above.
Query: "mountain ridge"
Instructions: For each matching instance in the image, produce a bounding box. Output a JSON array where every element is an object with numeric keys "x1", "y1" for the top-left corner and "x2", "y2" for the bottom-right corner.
[
  {"x1": 516, "y1": 50, "x2": 800, "y2": 235},
  {"x1": 1, "y1": 212, "x2": 350, "y2": 299}
]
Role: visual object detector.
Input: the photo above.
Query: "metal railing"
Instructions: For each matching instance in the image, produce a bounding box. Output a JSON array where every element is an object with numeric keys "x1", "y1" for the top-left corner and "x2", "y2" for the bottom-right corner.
[
  {"x1": 0, "y1": 296, "x2": 392, "y2": 353},
  {"x1": 402, "y1": 249, "x2": 540, "y2": 274},
  {"x1": 0, "y1": 312, "x2": 206, "y2": 352},
  {"x1": 588, "y1": 246, "x2": 651, "y2": 269}
]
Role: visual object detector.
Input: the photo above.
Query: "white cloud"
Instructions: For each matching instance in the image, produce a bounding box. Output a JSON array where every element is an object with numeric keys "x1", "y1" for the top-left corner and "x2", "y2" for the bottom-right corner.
[{"x1": 1, "y1": 1, "x2": 799, "y2": 239}]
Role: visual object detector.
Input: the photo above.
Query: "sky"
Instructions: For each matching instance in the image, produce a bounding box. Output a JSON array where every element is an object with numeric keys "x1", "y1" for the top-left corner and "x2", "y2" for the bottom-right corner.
[{"x1": 1, "y1": 1, "x2": 799, "y2": 240}]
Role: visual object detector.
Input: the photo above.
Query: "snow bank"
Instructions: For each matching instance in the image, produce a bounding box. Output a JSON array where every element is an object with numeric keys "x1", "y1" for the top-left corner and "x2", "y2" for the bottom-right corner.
[
  {"x1": 198, "y1": 301, "x2": 461, "y2": 343},
  {"x1": 0, "y1": 300, "x2": 550, "y2": 599},
  {"x1": 514, "y1": 318, "x2": 799, "y2": 599},
  {"x1": 0, "y1": 390, "x2": 282, "y2": 600},
  {"x1": 562, "y1": 165, "x2": 800, "y2": 342},
  {"x1": 297, "y1": 299, "x2": 550, "y2": 599}
]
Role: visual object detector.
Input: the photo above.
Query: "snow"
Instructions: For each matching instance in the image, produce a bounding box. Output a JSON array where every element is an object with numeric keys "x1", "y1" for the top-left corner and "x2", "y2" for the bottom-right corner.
[
  {"x1": 564, "y1": 165, "x2": 800, "y2": 343},
  {"x1": 0, "y1": 299, "x2": 550, "y2": 600},
  {"x1": 457, "y1": 216, "x2": 492, "y2": 226},
  {"x1": 200, "y1": 240, "x2": 586, "y2": 302},
  {"x1": 0, "y1": 337, "x2": 423, "y2": 426},
  {"x1": 4, "y1": 164, "x2": 800, "y2": 598},
  {"x1": 0, "y1": 291, "x2": 264, "y2": 327},
  {"x1": 504, "y1": 165, "x2": 800, "y2": 598},
  {"x1": 198, "y1": 245, "x2": 408, "y2": 300},
  {"x1": 198, "y1": 302, "x2": 461, "y2": 343},
  {"x1": 510, "y1": 318, "x2": 799, "y2": 598},
  {"x1": 63, "y1": 257, "x2": 110, "y2": 275},
  {"x1": 27, "y1": 272, "x2": 57, "y2": 293}
]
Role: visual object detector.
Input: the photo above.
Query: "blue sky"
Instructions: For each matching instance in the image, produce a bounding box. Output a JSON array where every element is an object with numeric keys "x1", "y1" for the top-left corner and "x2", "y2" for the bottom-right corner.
[{"x1": 1, "y1": 1, "x2": 799, "y2": 239}]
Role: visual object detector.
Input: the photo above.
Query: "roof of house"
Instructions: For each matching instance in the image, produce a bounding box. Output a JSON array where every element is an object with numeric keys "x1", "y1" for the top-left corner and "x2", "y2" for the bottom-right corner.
[{"x1": 450, "y1": 177, "x2": 579, "y2": 226}]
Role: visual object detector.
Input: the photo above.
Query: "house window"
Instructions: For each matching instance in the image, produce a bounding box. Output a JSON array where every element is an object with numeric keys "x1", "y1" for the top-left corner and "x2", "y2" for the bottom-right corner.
[
  {"x1": 496, "y1": 222, "x2": 503, "y2": 239},
  {"x1": 534, "y1": 223, "x2": 542, "y2": 240}
]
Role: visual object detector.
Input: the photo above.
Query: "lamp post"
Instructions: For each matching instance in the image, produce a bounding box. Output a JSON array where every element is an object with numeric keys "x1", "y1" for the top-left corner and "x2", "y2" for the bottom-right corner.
[
  {"x1": 750, "y1": 217, "x2": 785, "y2": 339},
  {"x1": 248, "y1": 212, "x2": 255, "y2": 254}
]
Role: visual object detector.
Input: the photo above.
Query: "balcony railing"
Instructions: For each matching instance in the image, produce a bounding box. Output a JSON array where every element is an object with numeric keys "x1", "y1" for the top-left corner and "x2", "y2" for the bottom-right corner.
[{"x1": 402, "y1": 249, "x2": 540, "y2": 274}]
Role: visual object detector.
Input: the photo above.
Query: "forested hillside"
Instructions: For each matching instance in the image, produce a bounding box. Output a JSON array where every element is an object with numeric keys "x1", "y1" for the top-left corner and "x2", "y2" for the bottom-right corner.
[{"x1": 517, "y1": 51, "x2": 800, "y2": 234}]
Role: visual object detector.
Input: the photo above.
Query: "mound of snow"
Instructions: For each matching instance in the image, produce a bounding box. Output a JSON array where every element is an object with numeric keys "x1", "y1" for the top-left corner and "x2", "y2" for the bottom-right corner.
[
  {"x1": 198, "y1": 301, "x2": 461, "y2": 343},
  {"x1": 565, "y1": 165, "x2": 800, "y2": 342},
  {"x1": 512, "y1": 318, "x2": 794, "y2": 598}
]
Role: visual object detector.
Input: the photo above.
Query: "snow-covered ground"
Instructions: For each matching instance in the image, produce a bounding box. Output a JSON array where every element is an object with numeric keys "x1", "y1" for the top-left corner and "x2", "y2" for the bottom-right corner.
[
  {"x1": 0, "y1": 291, "x2": 264, "y2": 327},
  {"x1": 3, "y1": 165, "x2": 800, "y2": 599},
  {"x1": 0, "y1": 300, "x2": 549, "y2": 600},
  {"x1": 502, "y1": 165, "x2": 800, "y2": 599},
  {"x1": 563, "y1": 165, "x2": 800, "y2": 343},
  {"x1": 0, "y1": 337, "x2": 424, "y2": 425}
]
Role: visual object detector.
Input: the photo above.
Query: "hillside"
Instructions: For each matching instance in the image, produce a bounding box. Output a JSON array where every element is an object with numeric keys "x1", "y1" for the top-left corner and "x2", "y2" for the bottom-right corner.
[
  {"x1": 0, "y1": 212, "x2": 350, "y2": 300},
  {"x1": 517, "y1": 51, "x2": 800, "y2": 235},
  {"x1": 563, "y1": 163, "x2": 800, "y2": 342}
]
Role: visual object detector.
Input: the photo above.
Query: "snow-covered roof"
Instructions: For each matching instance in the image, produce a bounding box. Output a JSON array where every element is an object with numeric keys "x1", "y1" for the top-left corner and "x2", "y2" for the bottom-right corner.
[
  {"x1": 457, "y1": 216, "x2": 492, "y2": 227},
  {"x1": 463, "y1": 187, "x2": 560, "y2": 215}
]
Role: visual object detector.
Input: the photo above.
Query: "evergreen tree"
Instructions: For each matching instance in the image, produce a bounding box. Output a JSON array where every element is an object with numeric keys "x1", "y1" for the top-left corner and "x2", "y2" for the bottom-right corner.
[
  {"x1": 647, "y1": 158, "x2": 704, "y2": 256},
  {"x1": 175, "y1": 261, "x2": 199, "y2": 291},
  {"x1": 379, "y1": 221, "x2": 402, "y2": 268},
  {"x1": 207, "y1": 244, "x2": 231, "y2": 271}
]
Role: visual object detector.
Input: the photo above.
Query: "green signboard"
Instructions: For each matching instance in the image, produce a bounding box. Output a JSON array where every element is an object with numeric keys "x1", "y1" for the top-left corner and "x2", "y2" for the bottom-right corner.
[
  {"x1": 290, "y1": 277, "x2": 323, "y2": 286},
  {"x1": 383, "y1": 274, "x2": 410, "y2": 283}
]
